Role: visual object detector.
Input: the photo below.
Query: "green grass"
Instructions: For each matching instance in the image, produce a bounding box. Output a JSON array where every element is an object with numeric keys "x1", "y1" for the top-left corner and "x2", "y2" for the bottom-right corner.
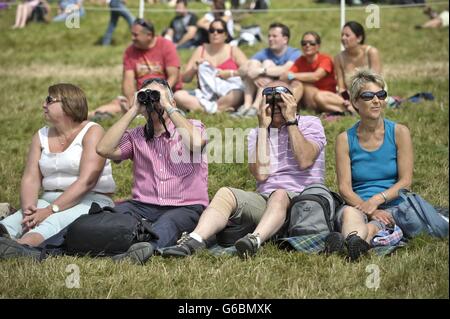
[{"x1": 0, "y1": 0, "x2": 448, "y2": 298}]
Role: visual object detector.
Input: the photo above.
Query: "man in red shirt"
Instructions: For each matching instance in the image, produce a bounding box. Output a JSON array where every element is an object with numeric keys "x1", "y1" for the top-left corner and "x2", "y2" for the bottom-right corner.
[{"x1": 89, "y1": 19, "x2": 182, "y2": 120}]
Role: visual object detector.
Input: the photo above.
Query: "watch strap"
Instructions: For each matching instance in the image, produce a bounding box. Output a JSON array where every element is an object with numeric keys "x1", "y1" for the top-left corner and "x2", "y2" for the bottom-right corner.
[
  {"x1": 166, "y1": 107, "x2": 185, "y2": 117},
  {"x1": 285, "y1": 119, "x2": 298, "y2": 126}
]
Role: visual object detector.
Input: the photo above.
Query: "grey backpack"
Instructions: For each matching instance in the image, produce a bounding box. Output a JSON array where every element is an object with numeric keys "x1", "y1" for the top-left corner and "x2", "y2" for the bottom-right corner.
[{"x1": 287, "y1": 184, "x2": 345, "y2": 236}]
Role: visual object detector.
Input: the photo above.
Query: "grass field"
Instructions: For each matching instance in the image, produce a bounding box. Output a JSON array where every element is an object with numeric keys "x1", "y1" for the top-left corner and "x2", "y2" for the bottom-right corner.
[{"x1": 0, "y1": 0, "x2": 448, "y2": 299}]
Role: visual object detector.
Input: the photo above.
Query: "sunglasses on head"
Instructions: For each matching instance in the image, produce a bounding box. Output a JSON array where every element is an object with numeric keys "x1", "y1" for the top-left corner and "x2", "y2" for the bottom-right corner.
[
  {"x1": 209, "y1": 27, "x2": 225, "y2": 34},
  {"x1": 45, "y1": 95, "x2": 61, "y2": 105},
  {"x1": 301, "y1": 40, "x2": 317, "y2": 47},
  {"x1": 359, "y1": 89, "x2": 387, "y2": 101},
  {"x1": 262, "y1": 86, "x2": 293, "y2": 96},
  {"x1": 134, "y1": 18, "x2": 153, "y2": 32},
  {"x1": 141, "y1": 78, "x2": 169, "y2": 89}
]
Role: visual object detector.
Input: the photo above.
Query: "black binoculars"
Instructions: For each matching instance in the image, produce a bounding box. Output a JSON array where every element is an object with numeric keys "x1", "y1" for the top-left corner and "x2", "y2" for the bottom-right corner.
[{"x1": 137, "y1": 89, "x2": 161, "y2": 107}]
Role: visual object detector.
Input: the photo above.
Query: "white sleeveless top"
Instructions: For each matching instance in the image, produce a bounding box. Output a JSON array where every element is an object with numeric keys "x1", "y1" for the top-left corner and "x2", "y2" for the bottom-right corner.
[{"x1": 38, "y1": 122, "x2": 116, "y2": 194}]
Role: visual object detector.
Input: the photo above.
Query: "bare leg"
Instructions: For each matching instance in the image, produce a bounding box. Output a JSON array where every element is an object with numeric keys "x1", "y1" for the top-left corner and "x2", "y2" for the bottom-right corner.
[
  {"x1": 217, "y1": 90, "x2": 243, "y2": 112},
  {"x1": 341, "y1": 206, "x2": 379, "y2": 244},
  {"x1": 314, "y1": 91, "x2": 348, "y2": 114},
  {"x1": 193, "y1": 187, "x2": 237, "y2": 241},
  {"x1": 88, "y1": 98, "x2": 124, "y2": 118},
  {"x1": 301, "y1": 84, "x2": 320, "y2": 112},
  {"x1": 422, "y1": 18, "x2": 443, "y2": 28},
  {"x1": 252, "y1": 189, "x2": 290, "y2": 243},
  {"x1": 240, "y1": 60, "x2": 261, "y2": 109},
  {"x1": 18, "y1": 4, "x2": 32, "y2": 28},
  {"x1": 17, "y1": 232, "x2": 45, "y2": 247},
  {"x1": 174, "y1": 90, "x2": 203, "y2": 112},
  {"x1": 12, "y1": 4, "x2": 24, "y2": 28}
]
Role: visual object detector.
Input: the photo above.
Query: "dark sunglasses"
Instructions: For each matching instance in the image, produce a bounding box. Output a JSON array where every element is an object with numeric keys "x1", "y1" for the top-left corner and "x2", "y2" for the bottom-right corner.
[
  {"x1": 359, "y1": 90, "x2": 387, "y2": 101},
  {"x1": 262, "y1": 86, "x2": 293, "y2": 96},
  {"x1": 45, "y1": 95, "x2": 61, "y2": 105},
  {"x1": 141, "y1": 78, "x2": 169, "y2": 89},
  {"x1": 209, "y1": 28, "x2": 225, "y2": 34},
  {"x1": 134, "y1": 18, "x2": 153, "y2": 32},
  {"x1": 301, "y1": 40, "x2": 318, "y2": 47}
]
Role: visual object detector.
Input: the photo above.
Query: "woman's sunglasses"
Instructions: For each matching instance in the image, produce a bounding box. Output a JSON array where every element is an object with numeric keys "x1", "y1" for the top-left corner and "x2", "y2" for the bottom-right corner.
[
  {"x1": 262, "y1": 86, "x2": 293, "y2": 96},
  {"x1": 209, "y1": 28, "x2": 225, "y2": 34},
  {"x1": 359, "y1": 90, "x2": 387, "y2": 101},
  {"x1": 45, "y1": 95, "x2": 61, "y2": 105},
  {"x1": 301, "y1": 40, "x2": 318, "y2": 47}
]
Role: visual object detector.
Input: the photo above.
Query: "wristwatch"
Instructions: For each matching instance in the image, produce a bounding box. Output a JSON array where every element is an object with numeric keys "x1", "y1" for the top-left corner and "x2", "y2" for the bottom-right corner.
[
  {"x1": 166, "y1": 107, "x2": 185, "y2": 117},
  {"x1": 287, "y1": 72, "x2": 295, "y2": 81},
  {"x1": 285, "y1": 118, "x2": 298, "y2": 126},
  {"x1": 50, "y1": 204, "x2": 60, "y2": 214}
]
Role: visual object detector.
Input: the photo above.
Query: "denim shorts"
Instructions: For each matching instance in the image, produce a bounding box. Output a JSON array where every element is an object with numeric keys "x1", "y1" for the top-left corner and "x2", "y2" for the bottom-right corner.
[{"x1": 334, "y1": 205, "x2": 389, "y2": 232}]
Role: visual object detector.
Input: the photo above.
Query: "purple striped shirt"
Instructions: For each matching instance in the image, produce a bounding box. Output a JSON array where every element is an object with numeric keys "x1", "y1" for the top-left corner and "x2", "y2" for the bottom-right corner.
[
  {"x1": 118, "y1": 120, "x2": 209, "y2": 207},
  {"x1": 248, "y1": 115, "x2": 326, "y2": 194}
]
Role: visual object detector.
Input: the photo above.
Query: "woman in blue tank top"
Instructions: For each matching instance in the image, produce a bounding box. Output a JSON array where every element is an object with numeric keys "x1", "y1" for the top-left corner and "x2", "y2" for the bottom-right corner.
[{"x1": 325, "y1": 69, "x2": 413, "y2": 261}]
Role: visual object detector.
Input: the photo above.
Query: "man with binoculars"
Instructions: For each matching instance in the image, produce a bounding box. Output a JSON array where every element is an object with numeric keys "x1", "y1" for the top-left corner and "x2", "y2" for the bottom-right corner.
[
  {"x1": 96, "y1": 78, "x2": 208, "y2": 264},
  {"x1": 163, "y1": 81, "x2": 327, "y2": 259}
]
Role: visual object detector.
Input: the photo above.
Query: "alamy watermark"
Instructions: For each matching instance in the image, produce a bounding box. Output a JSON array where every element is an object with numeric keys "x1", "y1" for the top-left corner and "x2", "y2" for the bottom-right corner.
[
  {"x1": 365, "y1": 4, "x2": 381, "y2": 29},
  {"x1": 168, "y1": 127, "x2": 279, "y2": 168},
  {"x1": 65, "y1": 263, "x2": 81, "y2": 289},
  {"x1": 365, "y1": 264, "x2": 380, "y2": 290},
  {"x1": 65, "y1": 5, "x2": 81, "y2": 29}
]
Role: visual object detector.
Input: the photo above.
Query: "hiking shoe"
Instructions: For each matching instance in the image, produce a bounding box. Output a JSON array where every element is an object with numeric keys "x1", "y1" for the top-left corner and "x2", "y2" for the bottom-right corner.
[
  {"x1": 235, "y1": 233, "x2": 260, "y2": 259},
  {"x1": 112, "y1": 242, "x2": 154, "y2": 265},
  {"x1": 243, "y1": 107, "x2": 258, "y2": 118},
  {"x1": 346, "y1": 232, "x2": 371, "y2": 262},
  {"x1": 161, "y1": 232, "x2": 205, "y2": 258},
  {"x1": 0, "y1": 237, "x2": 41, "y2": 260},
  {"x1": 323, "y1": 232, "x2": 345, "y2": 255},
  {"x1": 0, "y1": 223, "x2": 10, "y2": 239},
  {"x1": 230, "y1": 105, "x2": 250, "y2": 118}
]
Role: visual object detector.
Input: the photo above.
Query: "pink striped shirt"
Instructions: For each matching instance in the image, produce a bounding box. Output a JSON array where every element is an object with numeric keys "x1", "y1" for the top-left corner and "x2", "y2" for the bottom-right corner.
[
  {"x1": 118, "y1": 120, "x2": 209, "y2": 207},
  {"x1": 248, "y1": 115, "x2": 326, "y2": 194}
]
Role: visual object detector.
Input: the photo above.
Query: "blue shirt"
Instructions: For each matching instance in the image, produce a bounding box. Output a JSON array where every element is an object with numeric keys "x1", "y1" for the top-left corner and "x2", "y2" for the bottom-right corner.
[
  {"x1": 348, "y1": 118, "x2": 402, "y2": 207},
  {"x1": 251, "y1": 47, "x2": 301, "y2": 66}
]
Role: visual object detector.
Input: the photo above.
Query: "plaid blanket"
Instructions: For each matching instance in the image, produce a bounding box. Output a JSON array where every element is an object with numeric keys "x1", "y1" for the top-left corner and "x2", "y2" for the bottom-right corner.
[{"x1": 207, "y1": 233, "x2": 406, "y2": 257}]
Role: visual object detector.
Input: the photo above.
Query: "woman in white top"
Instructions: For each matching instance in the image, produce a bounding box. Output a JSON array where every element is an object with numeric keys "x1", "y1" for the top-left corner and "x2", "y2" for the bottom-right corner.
[{"x1": 0, "y1": 83, "x2": 115, "y2": 248}]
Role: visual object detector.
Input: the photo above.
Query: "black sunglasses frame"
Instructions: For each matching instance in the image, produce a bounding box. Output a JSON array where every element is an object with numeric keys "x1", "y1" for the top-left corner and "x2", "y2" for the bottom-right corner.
[
  {"x1": 301, "y1": 40, "x2": 318, "y2": 46},
  {"x1": 359, "y1": 90, "x2": 388, "y2": 101},
  {"x1": 208, "y1": 27, "x2": 226, "y2": 34},
  {"x1": 45, "y1": 95, "x2": 61, "y2": 105}
]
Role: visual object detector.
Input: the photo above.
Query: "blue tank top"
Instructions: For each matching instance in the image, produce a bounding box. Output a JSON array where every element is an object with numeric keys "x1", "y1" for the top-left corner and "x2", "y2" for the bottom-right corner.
[{"x1": 347, "y1": 118, "x2": 402, "y2": 207}]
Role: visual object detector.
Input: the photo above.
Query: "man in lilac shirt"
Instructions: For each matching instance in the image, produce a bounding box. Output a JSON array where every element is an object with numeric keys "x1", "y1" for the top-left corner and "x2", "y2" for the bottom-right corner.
[
  {"x1": 97, "y1": 78, "x2": 208, "y2": 264},
  {"x1": 163, "y1": 81, "x2": 326, "y2": 259}
]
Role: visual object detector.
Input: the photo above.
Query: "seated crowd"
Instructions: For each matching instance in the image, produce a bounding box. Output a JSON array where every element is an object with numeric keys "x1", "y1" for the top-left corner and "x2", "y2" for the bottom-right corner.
[
  {"x1": 1, "y1": 6, "x2": 447, "y2": 263},
  {"x1": 0, "y1": 67, "x2": 447, "y2": 263},
  {"x1": 88, "y1": 13, "x2": 384, "y2": 121}
]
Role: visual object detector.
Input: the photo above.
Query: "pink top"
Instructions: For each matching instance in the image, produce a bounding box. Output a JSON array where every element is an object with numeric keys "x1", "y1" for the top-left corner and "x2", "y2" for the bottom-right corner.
[
  {"x1": 118, "y1": 120, "x2": 209, "y2": 207},
  {"x1": 247, "y1": 115, "x2": 326, "y2": 194},
  {"x1": 201, "y1": 45, "x2": 239, "y2": 71}
]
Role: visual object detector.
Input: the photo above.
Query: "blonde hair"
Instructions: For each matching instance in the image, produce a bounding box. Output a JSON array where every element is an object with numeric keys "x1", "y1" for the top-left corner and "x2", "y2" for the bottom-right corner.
[{"x1": 349, "y1": 68, "x2": 385, "y2": 104}]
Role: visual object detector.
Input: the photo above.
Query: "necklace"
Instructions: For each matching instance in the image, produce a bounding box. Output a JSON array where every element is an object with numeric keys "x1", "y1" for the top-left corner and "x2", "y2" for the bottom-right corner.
[{"x1": 56, "y1": 126, "x2": 80, "y2": 147}]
